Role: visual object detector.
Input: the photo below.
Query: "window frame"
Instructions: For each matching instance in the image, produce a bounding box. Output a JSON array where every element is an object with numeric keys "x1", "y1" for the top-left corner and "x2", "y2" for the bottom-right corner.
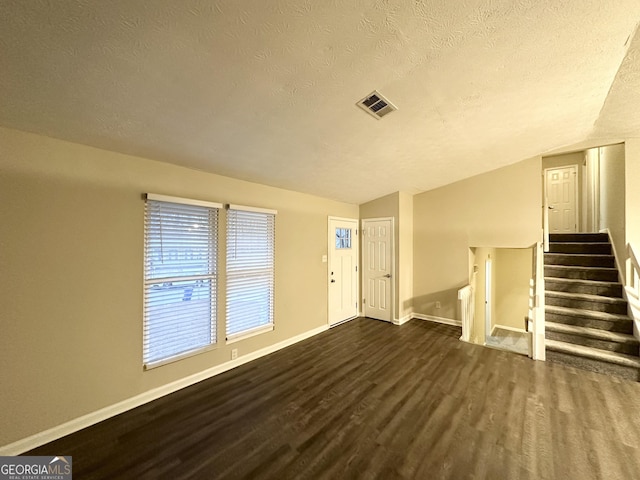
[
  {"x1": 225, "y1": 204, "x2": 277, "y2": 344},
  {"x1": 143, "y1": 193, "x2": 222, "y2": 369}
]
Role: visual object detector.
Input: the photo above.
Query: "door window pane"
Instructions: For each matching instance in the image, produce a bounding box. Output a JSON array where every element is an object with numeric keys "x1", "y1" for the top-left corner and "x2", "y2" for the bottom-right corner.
[{"x1": 335, "y1": 228, "x2": 352, "y2": 249}]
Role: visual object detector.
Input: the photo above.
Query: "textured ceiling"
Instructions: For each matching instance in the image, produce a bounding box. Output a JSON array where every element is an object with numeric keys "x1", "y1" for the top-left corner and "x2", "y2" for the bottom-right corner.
[
  {"x1": 1, "y1": 1, "x2": 639, "y2": 204},
  {"x1": 592, "y1": 23, "x2": 640, "y2": 139}
]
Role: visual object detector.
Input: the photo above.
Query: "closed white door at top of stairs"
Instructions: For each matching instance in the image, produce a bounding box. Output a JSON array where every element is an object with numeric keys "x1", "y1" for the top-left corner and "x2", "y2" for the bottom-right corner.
[{"x1": 546, "y1": 166, "x2": 578, "y2": 233}]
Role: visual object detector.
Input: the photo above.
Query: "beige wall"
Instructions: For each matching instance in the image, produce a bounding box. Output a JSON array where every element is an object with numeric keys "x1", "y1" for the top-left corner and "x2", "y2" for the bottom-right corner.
[
  {"x1": 494, "y1": 248, "x2": 533, "y2": 331},
  {"x1": 599, "y1": 144, "x2": 626, "y2": 276},
  {"x1": 0, "y1": 126, "x2": 357, "y2": 447},
  {"x1": 625, "y1": 139, "x2": 640, "y2": 337},
  {"x1": 626, "y1": 139, "x2": 640, "y2": 257},
  {"x1": 413, "y1": 157, "x2": 542, "y2": 320}
]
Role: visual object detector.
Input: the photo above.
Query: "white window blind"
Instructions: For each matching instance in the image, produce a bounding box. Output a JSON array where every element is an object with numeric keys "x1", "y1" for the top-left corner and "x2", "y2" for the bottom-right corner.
[
  {"x1": 226, "y1": 207, "x2": 276, "y2": 341},
  {"x1": 143, "y1": 195, "x2": 220, "y2": 368}
]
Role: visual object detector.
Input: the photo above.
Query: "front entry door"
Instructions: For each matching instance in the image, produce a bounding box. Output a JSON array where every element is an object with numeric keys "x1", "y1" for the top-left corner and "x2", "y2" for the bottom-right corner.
[
  {"x1": 363, "y1": 218, "x2": 393, "y2": 322},
  {"x1": 546, "y1": 166, "x2": 578, "y2": 233},
  {"x1": 328, "y1": 217, "x2": 358, "y2": 326}
]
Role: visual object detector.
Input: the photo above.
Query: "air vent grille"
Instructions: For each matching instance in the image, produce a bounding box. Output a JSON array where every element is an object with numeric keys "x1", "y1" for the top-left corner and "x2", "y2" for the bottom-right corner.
[{"x1": 357, "y1": 90, "x2": 397, "y2": 119}]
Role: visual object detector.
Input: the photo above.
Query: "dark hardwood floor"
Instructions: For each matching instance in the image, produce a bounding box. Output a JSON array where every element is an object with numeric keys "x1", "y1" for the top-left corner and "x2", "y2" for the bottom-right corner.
[{"x1": 27, "y1": 318, "x2": 640, "y2": 479}]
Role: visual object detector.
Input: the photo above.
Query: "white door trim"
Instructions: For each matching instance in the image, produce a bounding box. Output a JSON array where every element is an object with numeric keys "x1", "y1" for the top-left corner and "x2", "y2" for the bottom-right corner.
[
  {"x1": 543, "y1": 165, "x2": 579, "y2": 233},
  {"x1": 327, "y1": 216, "x2": 359, "y2": 326},
  {"x1": 361, "y1": 217, "x2": 395, "y2": 322},
  {"x1": 584, "y1": 150, "x2": 600, "y2": 232},
  {"x1": 485, "y1": 258, "x2": 492, "y2": 342}
]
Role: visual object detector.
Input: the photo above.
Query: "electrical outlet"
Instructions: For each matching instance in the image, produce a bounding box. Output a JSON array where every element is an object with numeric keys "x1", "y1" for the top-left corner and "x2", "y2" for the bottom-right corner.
[
  {"x1": 435, "y1": 301, "x2": 441, "y2": 309},
  {"x1": 231, "y1": 348, "x2": 238, "y2": 360}
]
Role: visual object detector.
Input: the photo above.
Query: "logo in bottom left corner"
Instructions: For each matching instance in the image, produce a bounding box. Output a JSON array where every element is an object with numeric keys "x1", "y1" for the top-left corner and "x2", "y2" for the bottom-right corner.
[{"x1": 0, "y1": 455, "x2": 72, "y2": 480}]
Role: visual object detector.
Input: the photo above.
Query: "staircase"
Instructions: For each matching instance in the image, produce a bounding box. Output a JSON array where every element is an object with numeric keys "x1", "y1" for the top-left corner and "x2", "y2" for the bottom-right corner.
[{"x1": 544, "y1": 233, "x2": 640, "y2": 381}]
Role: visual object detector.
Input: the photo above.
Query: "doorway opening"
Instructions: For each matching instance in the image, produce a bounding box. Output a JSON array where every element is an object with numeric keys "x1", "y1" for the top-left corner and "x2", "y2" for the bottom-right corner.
[
  {"x1": 542, "y1": 144, "x2": 625, "y2": 236},
  {"x1": 470, "y1": 246, "x2": 533, "y2": 356},
  {"x1": 544, "y1": 165, "x2": 579, "y2": 233}
]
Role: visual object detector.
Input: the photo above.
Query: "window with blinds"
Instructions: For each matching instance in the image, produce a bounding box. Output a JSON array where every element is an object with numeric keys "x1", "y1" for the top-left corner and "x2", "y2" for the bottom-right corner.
[
  {"x1": 143, "y1": 194, "x2": 221, "y2": 368},
  {"x1": 226, "y1": 205, "x2": 276, "y2": 341}
]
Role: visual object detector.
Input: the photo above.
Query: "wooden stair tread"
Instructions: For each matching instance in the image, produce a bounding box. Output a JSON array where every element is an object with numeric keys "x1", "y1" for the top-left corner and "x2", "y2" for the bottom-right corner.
[
  {"x1": 545, "y1": 265, "x2": 617, "y2": 272},
  {"x1": 545, "y1": 305, "x2": 631, "y2": 322},
  {"x1": 549, "y1": 242, "x2": 609, "y2": 245},
  {"x1": 545, "y1": 291, "x2": 626, "y2": 304},
  {"x1": 545, "y1": 253, "x2": 614, "y2": 258},
  {"x1": 548, "y1": 233, "x2": 609, "y2": 242},
  {"x1": 544, "y1": 277, "x2": 622, "y2": 287},
  {"x1": 546, "y1": 339, "x2": 640, "y2": 368},
  {"x1": 545, "y1": 322, "x2": 639, "y2": 344}
]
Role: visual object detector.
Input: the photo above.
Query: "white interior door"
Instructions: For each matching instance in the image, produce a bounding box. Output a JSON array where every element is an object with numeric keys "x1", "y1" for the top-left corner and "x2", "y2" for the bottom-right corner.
[
  {"x1": 328, "y1": 217, "x2": 358, "y2": 326},
  {"x1": 363, "y1": 218, "x2": 393, "y2": 322},
  {"x1": 546, "y1": 166, "x2": 578, "y2": 233}
]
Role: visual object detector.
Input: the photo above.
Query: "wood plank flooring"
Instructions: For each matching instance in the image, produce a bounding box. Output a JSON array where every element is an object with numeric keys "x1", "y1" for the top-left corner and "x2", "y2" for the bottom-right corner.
[{"x1": 27, "y1": 318, "x2": 640, "y2": 479}]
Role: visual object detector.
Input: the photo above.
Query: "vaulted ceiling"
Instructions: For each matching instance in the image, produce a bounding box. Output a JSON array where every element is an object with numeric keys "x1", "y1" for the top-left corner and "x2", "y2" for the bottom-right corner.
[{"x1": 1, "y1": 1, "x2": 639, "y2": 204}]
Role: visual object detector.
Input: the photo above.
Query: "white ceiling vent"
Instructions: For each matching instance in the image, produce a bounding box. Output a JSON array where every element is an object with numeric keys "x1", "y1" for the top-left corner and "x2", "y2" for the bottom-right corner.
[{"x1": 356, "y1": 90, "x2": 397, "y2": 119}]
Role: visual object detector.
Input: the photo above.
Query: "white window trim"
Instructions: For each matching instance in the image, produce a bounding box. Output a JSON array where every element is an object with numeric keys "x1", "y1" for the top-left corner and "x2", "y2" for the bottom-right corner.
[
  {"x1": 143, "y1": 194, "x2": 220, "y2": 370},
  {"x1": 147, "y1": 193, "x2": 223, "y2": 210},
  {"x1": 144, "y1": 344, "x2": 217, "y2": 370},
  {"x1": 226, "y1": 324, "x2": 275, "y2": 344},
  {"x1": 225, "y1": 205, "x2": 276, "y2": 343},
  {"x1": 227, "y1": 204, "x2": 277, "y2": 215}
]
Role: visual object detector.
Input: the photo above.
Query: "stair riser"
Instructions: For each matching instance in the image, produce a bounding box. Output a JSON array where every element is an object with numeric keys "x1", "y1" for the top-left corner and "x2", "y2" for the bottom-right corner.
[
  {"x1": 544, "y1": 267, "x2": 618, "y2": 282},
  {"x1": 546, "y1": 350, "x2": 640, "y2": 381},
  {"x1": 548, "y1": 243, "x2": 611, "y2": 254},
  {"x1": 545, "y1": 331, "x2": 640, "y2": 356},
  {"x1": 544, "y1": 256, "x2": 615, "y2": 268},
  {"x1": 545, "y1": 296, "x2": 628, "y2": 315},
  {"x1": 544, "y1": 280, "x2": 622, "y2": 298},
  {"x1": 545, "y1": 312, "x2": 633, "y2": 334},
  {"x1": 549, "y1": 233, "x2": 609, "y2": 243}
]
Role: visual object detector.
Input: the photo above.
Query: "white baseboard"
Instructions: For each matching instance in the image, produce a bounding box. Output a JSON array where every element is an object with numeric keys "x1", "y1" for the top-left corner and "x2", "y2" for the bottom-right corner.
[
  {"x1": 392, "y1": 314, "x2": 412, "y2": 326},
  {"x1": 0, "y1": 324, "x2": 329, "y2": 456},
  {"x1": 329, "y1": 315, "x2": 358, "y2": 328},
  {"x1": 492, "y1": 324, "x2": 527, "y2": 334},
  {"x1": 412, "y1": 313, "x2": 462, "y2": 327}
]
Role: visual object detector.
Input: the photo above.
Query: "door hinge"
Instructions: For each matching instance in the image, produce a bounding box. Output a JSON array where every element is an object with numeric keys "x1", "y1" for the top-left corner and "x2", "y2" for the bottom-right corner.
[
  {"x1": 355, "y1": 265, "x2": 358, "y2": 272},
  {"x1": 363, "y1": 298, "x2": 366, "y2": 304},
  {"x1": 356, "y1": 302, "x2": 358, "y2": 308},
  {"x1": 355, "y1": 229, "x2": 358, "y2": 235}
]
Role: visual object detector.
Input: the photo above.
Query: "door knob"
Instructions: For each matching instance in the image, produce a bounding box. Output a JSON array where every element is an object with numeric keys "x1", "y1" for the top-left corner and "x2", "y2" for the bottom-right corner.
[
  {"x1": 331, "y1": 279, "x2": 336, "y2": 283},
  {"x1": 383, "y1": 274, "x2": 391, "y2": 278}
]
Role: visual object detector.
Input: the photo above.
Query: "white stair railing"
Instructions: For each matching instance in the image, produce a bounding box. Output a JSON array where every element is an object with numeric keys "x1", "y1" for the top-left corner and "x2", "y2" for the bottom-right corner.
[
  {"x1": 543, "y1": 195, "x2": 550, "y2": 252},
  {"x1": 626, "y1": 243, "x2": 640, "y2": 337},
  {"x1": 531, "y1": 240, "x2": 546, "y2": 360},
  {"x1": 458, "y1": 285, "x2": 474, "y2": 342}
]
